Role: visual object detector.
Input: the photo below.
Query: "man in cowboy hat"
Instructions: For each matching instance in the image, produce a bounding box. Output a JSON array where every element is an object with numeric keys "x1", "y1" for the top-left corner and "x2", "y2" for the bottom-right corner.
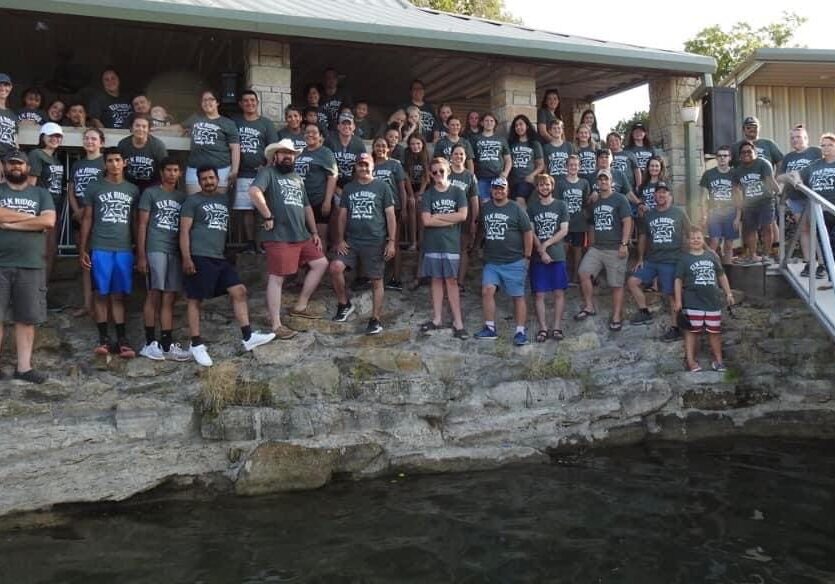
[{"x1": 249, "y1": 138, "x2": 328, "y2": 339}]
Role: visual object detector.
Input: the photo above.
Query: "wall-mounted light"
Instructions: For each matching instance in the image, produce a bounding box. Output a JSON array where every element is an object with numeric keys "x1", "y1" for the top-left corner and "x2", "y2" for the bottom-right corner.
[
  {"x1": 757, "y1": 96, "x2": 772, "y2": 108},
  {"x1": 680, "y1": 100, "x2": 700, "y2": 124}
]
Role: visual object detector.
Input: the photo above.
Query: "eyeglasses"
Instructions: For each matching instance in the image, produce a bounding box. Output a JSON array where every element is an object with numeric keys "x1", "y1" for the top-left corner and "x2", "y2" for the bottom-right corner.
[{"x1": 430, "y1": 169, "x2": 445, "y2": 176}]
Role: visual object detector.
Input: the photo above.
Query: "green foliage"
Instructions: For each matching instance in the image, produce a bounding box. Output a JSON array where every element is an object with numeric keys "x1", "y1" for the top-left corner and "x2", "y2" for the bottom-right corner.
[
  {"x1": 411, "y1": 0, "x2": 520, "y2": 23},
  {"x1": 612, "y1": 111, "x2": 649, "y2": 138},
  {"x1": 684, "y1": 11, "x2": 807, "y2": 81},
  {"x1": 524, "y1": 354, "x2": 574, "y2": 381}
]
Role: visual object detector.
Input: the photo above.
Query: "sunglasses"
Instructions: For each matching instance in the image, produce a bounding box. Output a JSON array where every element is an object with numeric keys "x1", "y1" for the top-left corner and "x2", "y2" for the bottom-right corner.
[{"x1": 430, "y1": 169, "x2": 445, "y2": 176}]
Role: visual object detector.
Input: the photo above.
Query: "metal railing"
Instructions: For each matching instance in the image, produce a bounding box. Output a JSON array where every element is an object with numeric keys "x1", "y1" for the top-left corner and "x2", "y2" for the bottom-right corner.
[{"x1": 778, "y1": 176, "x2": 835, "y2": 340}]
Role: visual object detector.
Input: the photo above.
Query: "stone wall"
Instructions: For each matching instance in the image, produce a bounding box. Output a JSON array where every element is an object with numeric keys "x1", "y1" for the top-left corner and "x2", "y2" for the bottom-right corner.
[
  {"x1": 649, "y1": 76, "x2": 704, "y2": 205},
  {"x1": 490, "y1": 64, "x2": 537, "y2": 133},
  {"x1": 245, "y1": 39, "x2": 292, "y2": 124},
  {"x1": 563, "y1": 98, "x2": 593, "y2": 141}
]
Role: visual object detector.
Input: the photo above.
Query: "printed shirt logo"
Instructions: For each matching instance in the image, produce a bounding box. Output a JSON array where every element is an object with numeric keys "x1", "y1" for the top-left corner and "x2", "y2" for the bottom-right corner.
[
  {"x1": 295, "y1": 156, "x2": 311, "y2": 178},
  {"x1": 349, "y1": 190, "x2": 378, "y2": 220},
  {"x1": 579, "y1": 151, "x2": 596, "y2": 175},
  {"x1": 238, "y1": 126, "x2": 263, "y2": 156},
  {"x1": 97, "y1": 191, "x2": 133, "y2": 224},
  {"x1": 809, "y1": 167, "x2": 835, "y2": 195},
  {"x1": 0, "y1": 196, "x2": 39, "y2": 215},
  {"x1": 477, "y1": 140, "x2": 501, "y2": 163},
  {"x1": 562, "y1": 188, "x2": 583, "y2": 215},
  {"x1": 0, "y1": 115, "x2": 16, "y2": 146},
  {"x1": 431, "y1": 197, "x2": 457, "y2": 215},
  {"x1": 127, "y1": 155, "x2": 155, "y2": 181},
  {"x1": 740, "y1": 172, "x2": 765, "y2": 198},
  {"x1": 547, "y1": 151, "x2": 568, "y2": 176},
  {"x1": 334, "y1": 151, "x2": 358, "y2": 179},
  {"x1": 642, "y1": 185, "x2": 657, "y2": 209},
  {"x1": 611, "y1": 154, "x2": 630, "y2": 174},
  {"x1": 709, "y1": 177, "x2": 733, "y2": 202},
  {"x1": 109, "y1": 104, "x2": 132, "y2": 128},
  {"x1": 278, "y1": 177, "x2": 304, "y2": 208},
  {"x1": 419, "y1": 110, "x2": 435, "y2": 132},
  {"x1": 450, "y1": 178, "x2": 469, "y2": 193},
  {"x1": 153, "y1": 199, "x2": 181, "y2": 232},
  {"x1": 47, "y1": 165, "x2": 64, "y2": 197},
  {"x1": 373, "y1": 168, "x2": 395, "y2": 189},
  {"x1": 785, "y1": 157, "x2": 815, "y2": 173},
  {"x1": 649, "y1": 216, "x2": 676, "y2": 244},
  {"x1": 201, "y1": 202, "x2": 228, "y2": 231},
  {"x1": 533, "y1": 211, "x2": 559, "y2": 240},
  {"x1": 690, "y1": 259, "x2": 716, "y2": 286},
  {"x1": 484, "y1": 212, "x2": 509, "y2": 240},
  {"x1": 74, "y1": 167, "x2": 103, "y2": 197},
  {"x1": 192, "y1": 122, "x2": 221, "y2": 146},
  {"x1": 593, "y1": 204, "x2": 615, "y2": 231},
  {"x1": 512, "y1": 145, "x2": 532, "y2": 170}
]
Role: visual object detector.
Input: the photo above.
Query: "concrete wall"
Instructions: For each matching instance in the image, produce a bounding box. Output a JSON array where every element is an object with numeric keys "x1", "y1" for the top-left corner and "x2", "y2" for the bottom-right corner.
[{"x1": 245, "y1": 40, "x2": 293, "y2": 124}]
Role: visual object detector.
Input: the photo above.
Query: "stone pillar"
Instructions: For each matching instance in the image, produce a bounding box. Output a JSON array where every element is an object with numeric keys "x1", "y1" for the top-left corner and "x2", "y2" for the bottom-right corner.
[
  {"x1": 649, "y1": 77, "x2": 704, "y2": 206},
  {"x1": 245, "y1": 39, "x2": 292, "y2": 124},
  {"x1": 490, "y1": 64, "x2": 537, "y2": 135},
  {"x1": 563, "y1": 98, "x2": 593, "y2": 141}
]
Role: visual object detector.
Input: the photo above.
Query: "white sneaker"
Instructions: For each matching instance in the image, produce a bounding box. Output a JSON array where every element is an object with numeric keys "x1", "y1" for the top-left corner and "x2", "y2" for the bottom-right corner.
[
  {"x1": 241, "y1": 330, "x2": 276, "y2": 351},
  {"x1": 190, "y1": 343, "x2": 213, "y2": 367},
  {"x1": 139, "y1": 341, "x2": 165, "y2": 361},
  {"x1": 163, "y1": 342, "x2": 192, "y2": 362}
]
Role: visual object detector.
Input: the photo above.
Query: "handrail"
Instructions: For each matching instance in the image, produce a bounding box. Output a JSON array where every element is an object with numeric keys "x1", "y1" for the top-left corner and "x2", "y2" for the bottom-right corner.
[{"x1": 778, "y1": 173, "x2": 835, "y2": 341}]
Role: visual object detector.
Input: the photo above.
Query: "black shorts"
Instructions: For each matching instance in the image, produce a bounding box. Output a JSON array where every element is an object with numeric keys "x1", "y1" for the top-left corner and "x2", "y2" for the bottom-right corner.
[
  {"x1": 311, "y1": 201, "x2": 330, "y2": 224},
  {"x1": 565, "y1": 231, "x2": 586, "y2": 247},
  {"x1": 330, "y1": 244, "x2": 386, "y2": 279},
  {"x1": 184, "y1": 256, "x2": 242, "y2": 300}
]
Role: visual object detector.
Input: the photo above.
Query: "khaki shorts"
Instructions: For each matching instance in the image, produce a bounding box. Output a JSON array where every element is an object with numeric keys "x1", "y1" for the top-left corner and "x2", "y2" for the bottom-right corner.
[{"x1": 578, "y1": 246, "x2": 627, "y2": 288}]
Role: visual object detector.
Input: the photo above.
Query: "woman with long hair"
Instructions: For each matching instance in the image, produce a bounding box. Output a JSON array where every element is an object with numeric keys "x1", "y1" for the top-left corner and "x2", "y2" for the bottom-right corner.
[
  {"x1": 637, "y1": 155, "x2": 667, "y2": 214},
  {"x1": 625, "y1": 122, "x2": 657, "y2": 178},
  {"x1": 436, "y1": 103, "x2": 453, "y2": 138},
  {"x1": 118, "y1": 115, "x2": 168, "y2": 191},
  {"x1": 463, "y1": 110, "x2": 482, "y2": 145},
  {"x1": 434, "y1": 115, "x2": 474, "y2": 173},
  {"x1": 508, "y1": 114, "x2": 544, "y2": 208},
  {"x1": 304, "y1": 82, "x2": 329, "y2": 132},
  {"x1": 579, "y1": 109, "x2": 601, "y2": 143},
  {"x1": 403, "y1": 133, "x2": 430, "y2": 250},
  {"x1": 537, "y1": 89, "x2": 562, "y2": 142},
  {"x1": 449, "y1": 143, "x2": 479, "y2": 291},
  {"x1": 45, "y1": 99, "x2": 66, "y2": 124},
  {"x1": 574, "y1": 123, "x2": 598, "y2": 185},
  {"x1": 183, "y1": 89, "x2": 240, "y2": 195},
  {"x1": 28, "y1": 122, "x2": 64, "y2": 280}
]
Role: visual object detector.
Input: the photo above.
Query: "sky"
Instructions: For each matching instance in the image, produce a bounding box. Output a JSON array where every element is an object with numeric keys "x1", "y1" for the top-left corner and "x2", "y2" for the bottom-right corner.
[{"x1": 505, "y1": 0, "x2": 835, "y2": 134}]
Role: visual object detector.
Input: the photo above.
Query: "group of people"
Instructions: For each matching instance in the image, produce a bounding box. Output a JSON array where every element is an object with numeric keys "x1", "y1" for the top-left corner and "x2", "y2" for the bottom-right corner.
[{"x1": 1, "y1": 66, "x2": 832, "y2": 383}]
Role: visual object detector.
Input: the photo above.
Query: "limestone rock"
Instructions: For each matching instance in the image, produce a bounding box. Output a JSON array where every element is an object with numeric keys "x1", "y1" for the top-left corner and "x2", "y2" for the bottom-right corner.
[
  {"x1": 392, "y1": 446, "x2": 548, "y2": 474},
  {"x1": 344, "y1": 328, "x2": 411, "y2": 348},
  {"x1": 234, "y1": 442, "x2": 338, "y2": 495},
  {"x1": 251, "y1": 332, "x2": 315, "y2": 366}
]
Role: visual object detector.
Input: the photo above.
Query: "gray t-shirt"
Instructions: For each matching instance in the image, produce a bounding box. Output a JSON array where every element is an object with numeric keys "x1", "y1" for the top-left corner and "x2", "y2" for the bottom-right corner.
[
  {"x1": 421, "y1": 184, "x2": 468, "y2": 254},
  {"x1": 732, "y1": 138, "x2": 783, "y2": 167},
  {"x1": 536, "y1": 108, "x2": 557, "y2": 129},
  {"x1": 509, "y1": 140, "x2": 544, "y2": 183},
  {"x1": 17, "y1": 108, "x2": 45, "y2": 125},
  {"x1": 449, "y1": 169, "x2": 479, "y2": 205},
  {"x1": 185, "y1": 114, "x2": 240, "y2": 169},
  {"x1": 801, "y1": 159, "x2": 835, "y2": 204},
  {"x1": 639, "y1": 181, "x2": 660, "y2": 211},
  {"x1": 400, "y1": 101, "x2": 437, "y2": 143},
  {"x1": 543, "y1": 142, "x2": 575, "y2": 179},
  {"x1": 138, "y1": 186, "x2": 186, "y2": 254},
  {"x1": 676, "y1": 251, "x2": 725, "y2": 311},
  {"x1": 235, "y1": 116, "x2": 279, "y2": 177},
  {"x1": 644, "y1": 205, "x2": 689, "y2": 264},
  {"x1": 325, "y1": 134, "x2": 367, "y2": 186},
  {"x1": 252, "y1": 168, "x2": 311, "y2": 243},
  {"x1": 180, "y1": 193, "x2": 230, "y2": 259},
  {"x1": 88, "y1": 92, "x2": 132, "y2": 129},
  {"x1": 340, "y1": 179, "x2": 394, "y2": 247},
  {"x1": 556, "y1": 176, "x2": 590, "y2": 232},
  {"x1": 577, "y1": 146, "x2": 597, "y2": 182},
  {"x1": 699, "y1": 167, "x2": 735, "y2": 209},
  {"x1": 626, "y1": 145, "x2": 658, "y2": 172},
  {"x1": 732, "y1": 158, "x2": 774, "y2": 207},
  {"x1": 28, "y1": 149, "x2": 64, "y2": 201},
  {"x1": 84, "y1": 179, "x2": 140, "y2": 251},
  {"x1": 70, "y1": 157, "x2": 105, "y2": 199},
  {"x1": 372, "y1": 158, "x2": 407, "y2": 210},
  {"x1": 435, "y1": 136, "x2": 474, "y2": 161},
  {"x1": 590, "y1": 192, "x2": 631, "y2": 250},
  {"x1": 0, "y1": 107, "x2": 17, "y2": 155},
  {"x1": 278, "y1": 128, "x2": 307, "y2": 152},
  {"x1": 481, "y1": 200, "x2": 532, "y2": 264},
  {"x1": 118, "y1": 135, "x2": 168, "y2": 188},
  {"x1": 611, "y1": 150, "x2": 639, "y2": 188},
  {"x1": 0, "y1": 183, "x2": 54, "y2": 269},
  {"x1": 473, "y1": 134, "x2": 510, "y2": 179},
  {"x1": 322, "y1": 90, "x2": 351, "y2": 130},
  {"x1": 527, "y1": 197, "x2": 569, "y2": 262},
  {"x1": 295, "y1": 146, "x2": 338, "y2": 206},
  {"x1": 780, "y1": 147, "x2": 822, "y2": 201}
]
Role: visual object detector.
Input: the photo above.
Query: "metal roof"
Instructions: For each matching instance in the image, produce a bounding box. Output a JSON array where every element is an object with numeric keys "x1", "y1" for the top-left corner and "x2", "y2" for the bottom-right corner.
[
  {"x1": 5, "y1": 0, "x2": 714, "y2": 75},
  {"x1": 722, "y1": 48, "x2": 835, "y2": 87}
]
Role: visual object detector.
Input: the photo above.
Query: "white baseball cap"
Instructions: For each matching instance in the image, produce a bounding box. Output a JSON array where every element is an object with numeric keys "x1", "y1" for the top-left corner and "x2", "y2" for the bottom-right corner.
[{"x1": 40, "y1": 122, "x2": 64, "y2": 137}]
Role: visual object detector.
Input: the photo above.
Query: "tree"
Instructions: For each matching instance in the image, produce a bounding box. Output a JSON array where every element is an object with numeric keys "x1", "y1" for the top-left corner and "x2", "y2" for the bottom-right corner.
[
  {"x1": 684, "y1": 12, "x2": 807, "y2": 81},
  {"x1": 411, "y1": 0, "x2": 519, "y2": 23},
  {"x1": 612, "y1": 111, "x2": 649, "y2": 139}
]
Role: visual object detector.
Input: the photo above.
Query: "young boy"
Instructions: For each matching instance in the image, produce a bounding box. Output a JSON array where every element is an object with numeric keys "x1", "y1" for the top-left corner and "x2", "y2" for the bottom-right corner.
[
  {"x1": 674, "y1": 225, "x2": 735, "y2": 372},
  {"x1": 353, "y1": 100, "x2": 374, "y2": 140},
  {"x1": 528, "y1": 174, "x2": 569, "y2": 341}
]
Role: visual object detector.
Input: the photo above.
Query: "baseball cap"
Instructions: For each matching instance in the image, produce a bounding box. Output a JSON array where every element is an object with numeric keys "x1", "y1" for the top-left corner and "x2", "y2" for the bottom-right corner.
[
  {"x1": 596, "y1": 169, "x2": 612, "y2": 179},
  {"x1": 338, "y1": 112, "x2": 354, "y2": 123},
  {"x1": 631, "y1": 122, "x2": 646, "y2": 130},
  {"x1": 2, "y1": 149, "x2": 27, "y2": 163},
  {"x1": 742, "y1": 116, "x2": 760, "y2": 127},
  {"x1": 491, "y1": 176, "x2": 508, "y2": 188},
  {"x1": 356, "y1": 152, "x2": 373, "y2": 165},
  {"x1": 40, "y1": 122, "x2": 64, "y2": 136},
  {"x1": 264, "y1": 138, "x2": 302, "y2": 159},
  {"x1": 655, "y1": 181, "x2": 670, "y2": 192},
  {"x1": 0, "y1": 73, "x2": 11, "y2": 85}
]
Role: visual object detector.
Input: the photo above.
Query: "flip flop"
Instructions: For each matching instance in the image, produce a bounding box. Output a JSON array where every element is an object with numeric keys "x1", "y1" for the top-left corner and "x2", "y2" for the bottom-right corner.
[
  {"x1": 420, "y1": 321, "x2": 440, "y2": 333},
  {"x1": 550, "y1": 329, "x2": 564, "y2": 341},
  {"x1": 608, "y1": 320, "x2": 623, "y2": 332},
  {"x1": 574, "y1": 308, "x2": 596, "y2": 321}
]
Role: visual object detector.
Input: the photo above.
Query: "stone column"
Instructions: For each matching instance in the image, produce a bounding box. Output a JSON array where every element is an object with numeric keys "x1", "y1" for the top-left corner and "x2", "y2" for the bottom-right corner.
[
  {"x1": 649, "y1": 77, "x2": 704, "y2": 206},
  {"x1": 490, "y1": 64, "x2": 537, "y2": 135},
  {"x1": 563, "y1": 98, "x2": 593, "y2": 141},
  {"x1": 245, "y1": 39, "x2": 292, "y2": 125}
]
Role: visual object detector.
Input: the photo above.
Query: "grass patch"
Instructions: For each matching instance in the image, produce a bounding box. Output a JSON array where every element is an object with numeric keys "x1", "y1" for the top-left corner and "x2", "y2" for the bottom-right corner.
[
  {"x1": 199, "y1": 362, "x2": 271, "y2": 415},
  {"x1": 524, "y1": 354, "x2": 574, "y2": 381}
]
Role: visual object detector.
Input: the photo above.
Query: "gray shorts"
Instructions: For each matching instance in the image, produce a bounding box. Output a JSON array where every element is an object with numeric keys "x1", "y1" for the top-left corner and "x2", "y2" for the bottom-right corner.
[
  {"x1": 420, "y1": 252, "x2": 460, "y2": 279},
  {"x1": 332, "y1": 244, "x2": 386, "y2": 279},
  {"x1": 578, "y1": 246, "x2": 627, "y2": 288},
  {"x1": 147, "y1": 251, "x2": 183, "y2": 292},
  {"x1": 0, "y1": 267, "x2": 47, "y2": 324}
]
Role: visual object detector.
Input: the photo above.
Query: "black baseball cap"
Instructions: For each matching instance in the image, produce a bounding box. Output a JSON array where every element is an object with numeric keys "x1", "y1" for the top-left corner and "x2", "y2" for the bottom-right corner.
[{"x1": 2, "y1": 149, "x2": 27, "y2": 163}]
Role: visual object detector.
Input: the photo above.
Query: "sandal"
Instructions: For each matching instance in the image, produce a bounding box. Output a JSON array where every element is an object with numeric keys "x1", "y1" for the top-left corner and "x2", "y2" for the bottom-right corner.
[
  {"x1": 550, "y1": 329, "x2": 564, "y2": 341},
  {"x1": 535, "y1": 330, "x2": 549, "y2": 343},
  {"x1": 420, "y1": 320, "x2": 440, "y2": 333},
  {"x1": 574, "y1": 308, "x2": 596, "y2": 321},
  {"x1": 453, "y1": 327, "x2": 470, "y2": 340},
  {"x1": 608, "y1": 320, "x2": 623, "y2": 332}
]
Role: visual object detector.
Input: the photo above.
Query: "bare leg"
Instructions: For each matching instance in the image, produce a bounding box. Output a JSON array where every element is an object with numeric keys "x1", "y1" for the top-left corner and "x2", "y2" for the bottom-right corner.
[
  {"x1": 579, "y1": 271, "x2": 595, "y2": 312},
  {"x1": 143, "y1": 289, "x2": 161, "y2": 328},
  {"x1": 187, "y1": 299, "x2": 202, "y2": 338},
  {"x1": 743, "y1": 230, "x2": 760, "y2": 260},
  {"x1": 316, "y1": 222, "x2": 329, "y2": 254},
  {"x1": 762, "y1": 222, "x2": 775, "y2": 257},
  {"x1": 14, "y1": 323, "x2": 35, "y2": 372},
  {"x1": 553, "y1": 290, "x2": 565, "y2": 331},
  {"x1": 708, "y1": 332, "x2": 723, "y2": 365},
  {"x1": 296, "y1": 257, "x2": 327, "y2": 310},
  {"x1": 93, "y1": 293, "x2": 109, "y2": 324},
  {"x1": 266, "y1": 274, "x2": 285, "y2": 329},
  {"x1": 45, "y1": 227, "x2": 57, "y2": 281},
  {"x1": 534, "y1": 292, "x2": 547, "y2": 331},
  {"x1": 722, "y1": 239, "x2": 734, "y2": 264},
  {"x1": 229, "y1": 284, "x2": 250, "y2": 327},
  {"x1": 482, "y1": 285, "x2": 497, "y2": 323},
  {"x1": 459, "y1": 239, "x2": 470, "y2": 287},
  {"x1": 242, "y1": 211, "x2": 255, "y2": 245},
  {"x1": 445, "y1": 277, "x2": 464, "y2": 330},
  {"x1": 329, "y1": 261, "x2": 349, "y2": 305},
  {"x1": 684, "y1": 330, "x2": 699, "y2": 369},
  {"x1": 370, "y1": 278, "x2": 384, "y2": 320},
  {"x1": 407, "y1": 195, "x2": 417, "y2": 249},
  {"x1": 110, "y1": 294, "x2": 126, "y2": 326},
  {"x1": 627, "y1": 275, "x2": 647, "y2": 309},
  {"x1": 611, "y1": 287, "x2": 625, "y2": 323},
  {"x1": 160, "y1": 292, "x2": 176, "y2": 331},
  {"x1": 430, "y1": 277, "x2": 444, "y2": 325},
  {"x1": 513, "y1": 296, "x2": 527, "y2": 329}
]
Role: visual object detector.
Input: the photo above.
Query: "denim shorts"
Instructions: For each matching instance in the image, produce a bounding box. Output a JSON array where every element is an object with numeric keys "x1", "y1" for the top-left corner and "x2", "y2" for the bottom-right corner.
[
  {"x1": 632, "y1": 260, "x2": 677, "y2": 295},
  {"x1": 483, "y1": 258, "x2": 527, "y2": 297},
  {"x1": 708, "y1": 207, "x2": 738, "y2": 240}
]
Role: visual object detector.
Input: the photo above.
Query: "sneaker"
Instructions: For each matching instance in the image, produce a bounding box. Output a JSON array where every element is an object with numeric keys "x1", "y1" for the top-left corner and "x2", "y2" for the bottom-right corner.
[
  {"x1": 242, "y1": 331, "x2": 276, "y2": 352},
  {"x1": 630, "y1": 310, "x2": 653, "y2": 325},
  {"x1": 117, "y1": 343, "x2": 136, "y2": 359},
  {"x1": 139, "y1": 341, "x2": 165, "y2": 361},
  {"x1": 366, "y1": 318, "x2": 383, "y2": 335},
  {"x1": 474, "y1": 326, "x2": 498, "y2": 341},
  {"x1": 816, "y1": 265, "x2": 827, "y2": 280},
  {"x1": 711, "y1": 361, "x2": 727, "y2": 372},
  {"x1": 163, "y1": 343, "x2": 192, "y2": 362},
  {"x1": 800, "y1": 262, "x2": 811, "y2": 277},
  {"x1": 661, "y1": 327, "x2": 681, "y2": 342},
  {"x1": 513, "y1": 330, "x2": 528, "y2": 346},
  {"x1": 385, "y1": 279, "x2": 403, "y2": 291},
  {"x1": 12, "y1": 369, "x2": 47, "y2": 384},
  {"x1": 190, "y1": 343, "x2": 213, "y2": 367},
  {"x1": 94, "y1": 340, "x2": 112, "y2": 356},
  {"x1": 333, "y1": 303, "x2": 355, "y2": 322}
]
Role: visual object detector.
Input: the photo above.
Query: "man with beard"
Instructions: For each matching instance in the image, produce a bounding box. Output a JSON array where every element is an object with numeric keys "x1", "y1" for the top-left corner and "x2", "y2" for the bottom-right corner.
[
  {"x1": 0, "y1": 150, "x2": 56, "y2": 383},
  {"x1": 249, "y1": 139, "x2": 328, "y2": 340}
]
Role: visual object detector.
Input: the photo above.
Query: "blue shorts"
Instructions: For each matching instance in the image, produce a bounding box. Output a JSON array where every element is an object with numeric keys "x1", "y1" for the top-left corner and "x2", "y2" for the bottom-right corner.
[
  {"x1": 708, "y1": 207, "x2": 738, "y2": 240},
  {"x1": 786, "y1": 198, "x2": 806, "y2": 216},
  {"x1": 91, "y1": 250, "x2": 133, "y2": 295},
  {"x1": 632, "y1": 261, "x2": 676, "y2": 295},
  {"x1": 483, "y1": 259, "x2": 527, "y2": 297},
  {"x1": 742, "y1": 202, "x2": 775, "y2": 234},
  {"x1": 184, "y1": 256, "x2": 242, "y2": 300},
  {"x1": 512, "y1": 181, "x2": 534, "y2": 200},
  {"x1": 477, "y1": 177, "x2": 493, "y2": 202},
  {"x1": 530, "y1": 260, "x2": 568, "y2": 293}
]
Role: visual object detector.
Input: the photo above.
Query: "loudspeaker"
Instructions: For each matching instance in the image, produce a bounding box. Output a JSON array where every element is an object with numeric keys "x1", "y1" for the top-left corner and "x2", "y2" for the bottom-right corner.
[{"x1": 702, "y1": 87, "x2": 737, "y2": 155}]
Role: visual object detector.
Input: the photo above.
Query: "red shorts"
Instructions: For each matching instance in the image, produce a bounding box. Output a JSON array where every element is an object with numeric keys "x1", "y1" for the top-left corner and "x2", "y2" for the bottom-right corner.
[
  {"x1": 264, "y1": 240, "x2": 324, "y2": 277},
  {"x1": 683, "y1": 308, "x2": 721, "y2": 334}
]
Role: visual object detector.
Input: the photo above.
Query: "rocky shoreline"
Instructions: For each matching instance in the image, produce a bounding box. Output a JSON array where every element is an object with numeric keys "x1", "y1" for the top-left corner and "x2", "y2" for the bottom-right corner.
[{"x1": 1, "y1": 255, "x2": 834, "y2": 518}]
